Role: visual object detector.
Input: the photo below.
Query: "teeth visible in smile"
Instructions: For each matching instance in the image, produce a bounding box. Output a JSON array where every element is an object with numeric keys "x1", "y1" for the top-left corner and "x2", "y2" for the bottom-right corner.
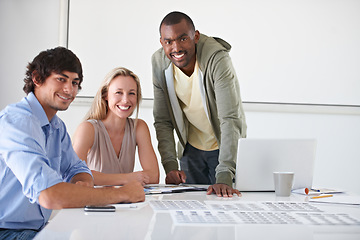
[
  {"x1": 172, "y1": 53, "x2": 184, "y2": 59},
  {"x1": 58, "y1": 95, "x2": 70, "y2": 100},
  {"x1": 118, "y1": 106, "x2": 130, "y2": 110}
]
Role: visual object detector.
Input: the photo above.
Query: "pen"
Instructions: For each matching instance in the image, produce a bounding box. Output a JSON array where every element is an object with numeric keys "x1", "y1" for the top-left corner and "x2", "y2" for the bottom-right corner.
[{"x1": 311, "y1": 194, "x2": 333, "y2": 199}]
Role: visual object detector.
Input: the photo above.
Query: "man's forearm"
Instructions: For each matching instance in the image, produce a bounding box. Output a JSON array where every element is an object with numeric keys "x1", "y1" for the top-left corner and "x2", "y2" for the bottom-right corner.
[{"x1": 38, "y1": 181, "x2": 145, "y2": 210}]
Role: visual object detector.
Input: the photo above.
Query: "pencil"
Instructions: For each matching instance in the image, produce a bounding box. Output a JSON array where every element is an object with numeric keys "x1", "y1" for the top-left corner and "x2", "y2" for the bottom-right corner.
[{"x1": 311, "y1": 194, "x2": 333, "y2": 199}]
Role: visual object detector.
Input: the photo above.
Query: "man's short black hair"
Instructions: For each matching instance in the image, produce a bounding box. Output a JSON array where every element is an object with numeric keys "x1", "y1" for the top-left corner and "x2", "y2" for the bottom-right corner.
[
  {"x1": 159, "y1": 11, "x2": 195, "y2": 35},
  {"x1": 23, "y1": 47, "x2": 83, "y2": 94}
]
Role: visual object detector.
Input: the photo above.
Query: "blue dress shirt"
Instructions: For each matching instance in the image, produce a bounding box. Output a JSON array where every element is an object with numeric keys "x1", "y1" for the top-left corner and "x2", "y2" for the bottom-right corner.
[{"x1": 0, "y1": 92, "x2": 92, "y2": 230}]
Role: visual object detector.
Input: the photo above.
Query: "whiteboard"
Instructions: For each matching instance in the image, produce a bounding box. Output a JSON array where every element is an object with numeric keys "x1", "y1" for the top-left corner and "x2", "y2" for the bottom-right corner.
[{"x1": 68, "y1": 0, "x2": 360, "y2": 106}]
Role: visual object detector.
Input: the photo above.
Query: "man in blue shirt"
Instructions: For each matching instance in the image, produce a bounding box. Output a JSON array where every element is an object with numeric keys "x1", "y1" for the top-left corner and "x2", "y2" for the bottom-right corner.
[{"x1": 0, "y1": 47, "x2": 145, "y2": 239}]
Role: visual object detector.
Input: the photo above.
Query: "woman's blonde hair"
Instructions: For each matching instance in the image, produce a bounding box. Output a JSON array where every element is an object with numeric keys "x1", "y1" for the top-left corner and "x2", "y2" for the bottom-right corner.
[{"x1": 85, "y1": 67, "x2": 142, "y2": 121}]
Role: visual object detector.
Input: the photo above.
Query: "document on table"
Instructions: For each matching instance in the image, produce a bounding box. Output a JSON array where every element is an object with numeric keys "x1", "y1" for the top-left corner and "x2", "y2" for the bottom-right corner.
[
  {"x1": 205, "y1": 201, "x2": 322, "y2": 212},
  {"x1": 292, "y1": 188, "x2": 344, "y2": 195},
  {"x1": 171, "y1": 210, "x2": 360, "y2": 225},
  {"x1": 309, "y1": 195, "x2": 360, "y2": 205},
  {"x1": 149, "y1": 200, "x2": 323, "y2": 212},
  {"x1": 149, "y1": 200, "x2": 207, "y2": 211},
  {"x1": 144, "y1": 184, "x2": 207, "y2": 195},
  {"x1": 148, "y1": 200, "x2": 360, "y2": 226}
]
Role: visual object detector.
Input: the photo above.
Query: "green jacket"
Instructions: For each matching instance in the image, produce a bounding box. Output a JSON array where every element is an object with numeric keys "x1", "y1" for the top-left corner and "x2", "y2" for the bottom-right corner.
[{"x1": 152, "y1": 33, "x2": 247, "y2": 186}]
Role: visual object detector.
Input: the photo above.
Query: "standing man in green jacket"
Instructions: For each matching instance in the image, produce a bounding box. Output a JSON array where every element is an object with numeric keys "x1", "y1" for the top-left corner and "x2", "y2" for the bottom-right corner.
[{"x1": 152, "y1": 11, "x2": 247, "y2": 197}]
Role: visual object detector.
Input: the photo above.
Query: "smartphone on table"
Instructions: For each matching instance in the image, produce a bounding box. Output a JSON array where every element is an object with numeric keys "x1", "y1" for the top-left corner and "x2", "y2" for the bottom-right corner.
[{"x1": 84, "y1": 205, "x2": 116, "y2": 212}]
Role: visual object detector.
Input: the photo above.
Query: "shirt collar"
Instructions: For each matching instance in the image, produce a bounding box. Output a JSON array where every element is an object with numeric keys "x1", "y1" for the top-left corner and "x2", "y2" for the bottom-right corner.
[
  {"x1": 26, "y1": 92, "x2": 61, "y2": 129},
  {"x1": 172, "y1": 60, "x2": 200, "y2": 79}
]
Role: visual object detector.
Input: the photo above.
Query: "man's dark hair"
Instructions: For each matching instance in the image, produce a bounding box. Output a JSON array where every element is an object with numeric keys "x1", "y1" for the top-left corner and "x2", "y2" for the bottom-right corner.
[
  {"x1": 159, "y1": 11, "x2": 195, "y2": 35},
  {"x1": 23, "y1": 47, "x2": 83, "y2": 94}
]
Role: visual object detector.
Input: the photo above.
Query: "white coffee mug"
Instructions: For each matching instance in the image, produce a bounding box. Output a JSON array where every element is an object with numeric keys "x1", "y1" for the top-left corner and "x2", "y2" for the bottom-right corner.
[{"x1": 273, "y1": 172, "x2": 294, "y2": 197}]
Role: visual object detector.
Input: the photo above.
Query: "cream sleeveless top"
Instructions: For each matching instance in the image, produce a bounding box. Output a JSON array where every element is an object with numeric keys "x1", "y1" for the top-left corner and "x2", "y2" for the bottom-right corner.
[{"x1": 86, "y1": 118, "x2": 136, "y2": 173}]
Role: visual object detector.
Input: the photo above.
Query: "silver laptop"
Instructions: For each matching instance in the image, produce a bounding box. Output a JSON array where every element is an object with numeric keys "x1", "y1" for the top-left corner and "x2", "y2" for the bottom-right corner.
[{"x1": 235, "y1": 138, "x2": 317, "y2": 191}]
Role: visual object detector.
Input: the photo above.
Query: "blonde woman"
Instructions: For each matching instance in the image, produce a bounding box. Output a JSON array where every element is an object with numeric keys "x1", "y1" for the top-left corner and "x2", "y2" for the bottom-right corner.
[{"x1": 72, "y1": 67, "x2": 159, "y2": 186}]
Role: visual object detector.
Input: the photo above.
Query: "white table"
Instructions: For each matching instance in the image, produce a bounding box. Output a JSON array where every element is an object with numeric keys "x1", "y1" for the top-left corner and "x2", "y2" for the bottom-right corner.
[{"x1": 35, "y1": 190, "x2": 360, "y2": 240}]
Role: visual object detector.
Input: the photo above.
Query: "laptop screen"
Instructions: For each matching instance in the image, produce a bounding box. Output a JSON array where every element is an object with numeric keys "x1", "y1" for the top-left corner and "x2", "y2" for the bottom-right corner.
[{"x1": 235, "y1": 138, "x2": 317, "y2": 191}]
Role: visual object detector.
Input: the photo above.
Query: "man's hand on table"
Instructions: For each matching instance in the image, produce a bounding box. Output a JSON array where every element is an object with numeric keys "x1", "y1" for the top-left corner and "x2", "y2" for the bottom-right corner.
[{"x1": 207, "y1": 183, "x2": 241, "y2": 197}]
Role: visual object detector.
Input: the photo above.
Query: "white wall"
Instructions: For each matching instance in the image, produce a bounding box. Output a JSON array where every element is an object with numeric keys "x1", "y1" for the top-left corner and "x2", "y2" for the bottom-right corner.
[
  {"x1": 0, "y1": 0, "x2": 61, "y2": 108},
  {"x1": 1, "y1": 0, "x2": 360, "y2": 194},
  {"x1": 68, "y1": 0, "x2": 360, "y2": 106}
]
